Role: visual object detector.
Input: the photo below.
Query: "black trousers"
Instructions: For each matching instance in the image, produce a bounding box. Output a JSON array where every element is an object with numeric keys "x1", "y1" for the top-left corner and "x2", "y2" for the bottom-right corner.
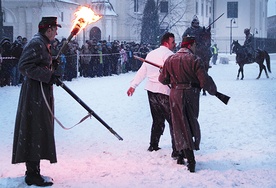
[
  {"x1": 26, "y1": 161, "x2": 40, "y2": 175},
  {"x1": 147, "y1": 91, "x2": 176, "y2": 151}
]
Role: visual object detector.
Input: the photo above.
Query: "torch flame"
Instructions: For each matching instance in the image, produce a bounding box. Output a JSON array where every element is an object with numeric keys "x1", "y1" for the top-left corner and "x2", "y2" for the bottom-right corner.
[
  {"x1": 71, "y1": 6, "x2": 102, "y2": 36},
  {"x1": 55, "y1": 6, "x2": 101, "y2": 60}
]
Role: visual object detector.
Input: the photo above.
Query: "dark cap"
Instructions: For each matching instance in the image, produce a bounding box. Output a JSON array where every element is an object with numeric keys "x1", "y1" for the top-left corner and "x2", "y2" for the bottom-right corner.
[
  {"x1": 191, "y1": 15, "x2": 199, "y2": 28},
  {"x1": 244, "y1": 28, "x2": 250, "y2": 35},
  {"x1": 181, "y1": 36, "x2": 195, "y2": 46},
  {"x1": 38, "y1": 17, "x2": 62, "y2": 29}
]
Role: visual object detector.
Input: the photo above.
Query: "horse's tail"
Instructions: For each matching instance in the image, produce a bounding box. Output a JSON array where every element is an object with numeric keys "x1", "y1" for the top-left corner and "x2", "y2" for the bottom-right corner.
[{"x1": 264, "y1": 50, "x2": 271, "y2": 73}]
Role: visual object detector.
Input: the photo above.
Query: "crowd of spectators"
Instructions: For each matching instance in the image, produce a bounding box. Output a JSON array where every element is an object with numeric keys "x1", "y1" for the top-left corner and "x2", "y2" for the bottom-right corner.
[
  {"x1": 0, "y1": 36, "x2": 159, "y2": 87},
  {"x1": 0, "y1": 36, "x2": 27, "y2": 87}
]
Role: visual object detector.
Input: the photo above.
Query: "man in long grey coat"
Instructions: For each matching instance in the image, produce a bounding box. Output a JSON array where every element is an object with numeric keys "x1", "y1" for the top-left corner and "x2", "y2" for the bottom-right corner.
[
  {"x1": 159, "y1": 36, "x2": 217, "y2": 173},
  {"x1": 12, "y1": 17, "x2": 61, "y2": 186}
]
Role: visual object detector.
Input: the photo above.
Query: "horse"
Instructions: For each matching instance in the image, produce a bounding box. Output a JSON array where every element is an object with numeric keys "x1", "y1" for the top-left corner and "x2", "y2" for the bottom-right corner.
[{"x1": 231, "y1": 40, "x2": 271, "y2": 80}]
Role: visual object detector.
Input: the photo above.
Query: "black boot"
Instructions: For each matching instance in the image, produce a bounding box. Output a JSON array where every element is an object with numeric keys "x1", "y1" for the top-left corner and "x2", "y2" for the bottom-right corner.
[
  {"x1": 184, "y1": 149, "x2": 196, "y2": 173},
  {"x1": 171, "y1": 150, "x2": 178, "y2": 160},
  {"x1": 147, "y1": 145, "x2": 161, "y2": 152},
  {"x1": 176, "y1": 150, "x2": 185, "y2": 165},
  {"x1": 25, "y1": 161, "x2": 53, "y2": 187}
]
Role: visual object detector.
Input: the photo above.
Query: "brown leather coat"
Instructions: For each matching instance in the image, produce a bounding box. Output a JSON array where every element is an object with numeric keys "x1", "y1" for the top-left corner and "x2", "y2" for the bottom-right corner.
[{"x1": 159, "y1": 48, "x2": 217, "y2": 151}]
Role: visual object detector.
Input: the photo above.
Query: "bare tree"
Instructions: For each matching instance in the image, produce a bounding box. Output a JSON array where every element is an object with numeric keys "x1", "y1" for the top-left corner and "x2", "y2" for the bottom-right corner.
[
  {"x1": 126, "y1": 0, "x2": 193, "y2": 41},
  {"x1": 141, "y1": 0, "x2": 159, "y2": 44},
  {"x1": 157, "y1": 0, "x2": 193, "y2": 38}
]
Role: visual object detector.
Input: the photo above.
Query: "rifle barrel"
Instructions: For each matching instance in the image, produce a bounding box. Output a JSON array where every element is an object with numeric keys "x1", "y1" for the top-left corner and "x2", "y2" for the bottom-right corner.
[
  {"x1": 133, "y1": 55, "x2": 162, "y2": 68},
  {"x1": 57, "y1": 79, "x2": 123, "y2": 141},
  {"x1": 207, "y1": 13, "x2": 224, "y2": 29}
]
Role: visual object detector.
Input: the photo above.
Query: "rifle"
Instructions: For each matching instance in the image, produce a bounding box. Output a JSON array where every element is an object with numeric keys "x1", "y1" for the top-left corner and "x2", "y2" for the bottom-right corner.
[
  {"x1": 133, "y1": 55, "x2": 230, "y2": 105},
  {"x1": 55, "y1": 79, "x2": 123, "y2": 140},
  {"x1": 134, "y1": 55, "x2": 162, "y2": 69},
  {"x1": 206, "y1": 13, "x2": 224, "y2": 30}
]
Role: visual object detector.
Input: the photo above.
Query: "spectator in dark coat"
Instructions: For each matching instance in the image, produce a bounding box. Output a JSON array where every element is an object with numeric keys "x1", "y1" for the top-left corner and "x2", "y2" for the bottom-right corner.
[
  {"x1": 159, "y1": 36, "x2": 217, "y2": 173},
  {"x1": 0, "y1": 38, "x2": 13, "y2": 86},
  {"x1": 102, "y1": 40, "x2": 112, "y2": 76},
  {"x1": 80, "y1": 43, "x2": 92, "y2": 77},
  {"x1": 111, "y1": 41, "x2": 120, "y2": 74},
  {"x1": 10, "y1": 36, "x2": 23, "y2": 86},
  {"x1": 90, "y1": 43, "x2": 100, "y2": 77},
  {"x1": 63, "y1": 41, "x2": 78, "y2": 81},
  {"x1": 12, "y1": 16, "x2": 61, "y2": 186}
]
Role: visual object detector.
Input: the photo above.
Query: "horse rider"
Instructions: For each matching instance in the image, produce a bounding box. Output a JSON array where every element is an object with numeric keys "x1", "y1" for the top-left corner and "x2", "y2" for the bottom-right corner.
[
  {"x1": 182, "y1": 15, "x2": 212, "y2": 70},
  {"x1": 243, "y1": 28, "x2": 254, "y2": 62},
  {"x1": 182, "y1": 15, "x2": 212, "y2": 95}
]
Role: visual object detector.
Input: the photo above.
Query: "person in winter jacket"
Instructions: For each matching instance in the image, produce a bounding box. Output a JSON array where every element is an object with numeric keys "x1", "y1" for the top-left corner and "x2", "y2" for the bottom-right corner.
[
  {"x1": 127, "y1": 32, "x2": 178, "y2": 159},
  {"x1": 159, "y1": 36, "x2": 217, "y2": 172},
  {"x1": 12, "y1": 16, "x2": 61, "y2": 186},
  {"x1": 182, "y1": 15, "x2": 212, "y2": 71},
  {"x1": 243, "y1": 28, "x2": 254, "y2": 62},
  {"x1": 211, "y1": 44, "x2": 219, "y2": 65}
]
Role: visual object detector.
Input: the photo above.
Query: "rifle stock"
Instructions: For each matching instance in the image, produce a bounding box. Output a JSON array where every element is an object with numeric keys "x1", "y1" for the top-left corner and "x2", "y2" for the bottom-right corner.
[{"x1": 215, "y1": 91, "x2": 230, "y2": 105}]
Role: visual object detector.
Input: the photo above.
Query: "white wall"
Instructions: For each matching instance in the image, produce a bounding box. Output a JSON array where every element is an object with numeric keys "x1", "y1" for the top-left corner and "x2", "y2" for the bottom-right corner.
[
  {"x1": 214, "y1": 0, "x2": 268, "y2": 53},
  {"x1": 2, "y1": 0, "x2": 268, "y2": 50}
]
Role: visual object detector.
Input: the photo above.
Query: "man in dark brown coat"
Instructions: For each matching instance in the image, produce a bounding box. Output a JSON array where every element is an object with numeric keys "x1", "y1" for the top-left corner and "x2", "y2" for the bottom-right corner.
[
  {"x1": 158, "y1": 36, "x2": 217, "y2": 173},
  {"x1": 12, "y1": 17, "x2": 61, "y2": 186}
]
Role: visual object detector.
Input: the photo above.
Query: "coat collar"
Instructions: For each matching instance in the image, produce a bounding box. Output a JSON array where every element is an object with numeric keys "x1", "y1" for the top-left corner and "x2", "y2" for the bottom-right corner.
[{"x1": 178, "y1": 47, "x2": 194, "y2": 54}]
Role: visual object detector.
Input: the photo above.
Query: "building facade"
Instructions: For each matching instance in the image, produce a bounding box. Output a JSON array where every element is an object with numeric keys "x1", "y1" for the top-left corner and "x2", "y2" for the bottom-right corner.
[
  {"x1": 213, "y1": 0, "x2": 268, "y2": 53},
  {"x1": 1, "y1": 0, "x2": 268, "y2": 53}
]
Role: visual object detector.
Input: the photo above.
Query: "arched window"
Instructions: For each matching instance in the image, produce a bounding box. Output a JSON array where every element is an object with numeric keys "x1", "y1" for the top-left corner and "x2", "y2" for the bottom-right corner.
[{"x1": 89, "y1": 27, "x2": 101, "y2": 42}]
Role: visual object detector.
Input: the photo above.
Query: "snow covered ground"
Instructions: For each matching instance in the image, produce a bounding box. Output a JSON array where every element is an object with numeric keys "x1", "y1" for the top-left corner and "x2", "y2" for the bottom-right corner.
[{"x1": 0, "y1": 53, "x2": 276, "y2": 188}]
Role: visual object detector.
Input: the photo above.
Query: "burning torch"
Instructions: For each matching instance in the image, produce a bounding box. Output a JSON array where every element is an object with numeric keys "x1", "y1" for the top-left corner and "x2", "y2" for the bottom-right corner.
[
  {"x1": 54, "y1": 6, "x2": 123, "y2": 141},
  {"x1": 56, "y1": 6, "x2": 101, "y2": 59}
]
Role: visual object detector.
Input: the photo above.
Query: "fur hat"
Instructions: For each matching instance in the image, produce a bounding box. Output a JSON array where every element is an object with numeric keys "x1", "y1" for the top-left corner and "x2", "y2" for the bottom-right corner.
[{"x1": 38, "y1": 17, "x2": 62, "y2": 29}]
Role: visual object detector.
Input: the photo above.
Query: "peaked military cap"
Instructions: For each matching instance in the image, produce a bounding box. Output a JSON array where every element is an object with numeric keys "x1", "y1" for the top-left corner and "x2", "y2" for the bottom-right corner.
[{"x1": 38, "y1": 17, "x2": 62, "y2": 29}]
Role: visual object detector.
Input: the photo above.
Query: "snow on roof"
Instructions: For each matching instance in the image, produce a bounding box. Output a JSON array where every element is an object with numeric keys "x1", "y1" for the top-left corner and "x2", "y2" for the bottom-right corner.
[
  {"x1": 91, "y1": 1, "x2": 117, "y2": 16},
  {"x1": 56, "y1": 0, "x2": 79, "y2": 5}
]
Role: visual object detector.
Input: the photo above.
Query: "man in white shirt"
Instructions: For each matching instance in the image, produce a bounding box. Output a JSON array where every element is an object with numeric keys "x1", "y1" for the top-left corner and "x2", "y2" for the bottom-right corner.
[{"x1": 127, "y1": 32, "x2": 177, "y2": 158}]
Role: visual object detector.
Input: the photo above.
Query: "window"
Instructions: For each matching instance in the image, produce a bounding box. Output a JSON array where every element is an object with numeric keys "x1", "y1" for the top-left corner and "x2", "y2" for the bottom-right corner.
[
  {"x1": 206, "y1": 5, "x2": 208, "y2": 17},
  {"x1": 160, "y1": 1, "x2": 168, "y2": 13},
  {"x1": 134, "y1": 0, "x2": 139, "y2": 12},
  {"x1": 227, "y1": 2, "x2": 238, "y2": 18},
  {"x1": 196, "y1": 2, "x2": 198, "y2": 14},
  {"x1": 61, "y1": 12, "x2": 64, "y2": 22},
  {"x1": 3, "y1": 10, "x2": 5, "y2": 22},
  {"x1": 201, "y1": 2, "x2": 204, "y2": 16}
]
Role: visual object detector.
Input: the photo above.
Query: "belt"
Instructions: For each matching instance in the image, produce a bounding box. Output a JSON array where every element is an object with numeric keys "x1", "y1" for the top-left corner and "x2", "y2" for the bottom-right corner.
[{"x1": 171, "y1": 82, "x2": 200, "y2": 90}]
